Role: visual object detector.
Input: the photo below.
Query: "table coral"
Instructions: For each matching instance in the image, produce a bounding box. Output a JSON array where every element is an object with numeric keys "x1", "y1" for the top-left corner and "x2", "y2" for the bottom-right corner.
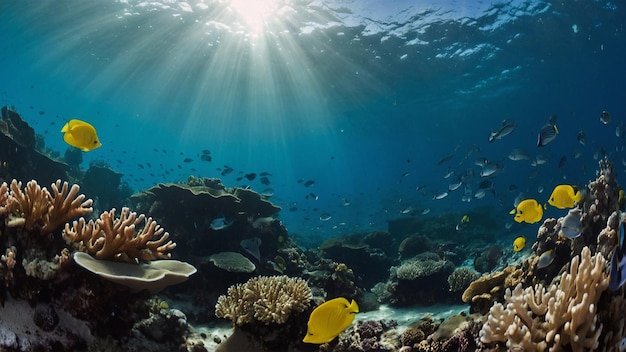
[
  {"x1": 479, "y1": 246, "x2": 609, "y2": 351},
  {"x1": 62, "y1": 207, "x2": 176, "y2": 263}
]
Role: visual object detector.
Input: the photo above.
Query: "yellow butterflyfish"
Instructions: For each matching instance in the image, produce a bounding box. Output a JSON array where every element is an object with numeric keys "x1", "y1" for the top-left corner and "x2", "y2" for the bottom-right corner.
[
  {"x1": 548, "y1": 185, "x2": 581, "y2": 209},
  {"x1": 511, "y1": 199, "x2": 544, "y2": 224},
  {"x1": 513, "y1": 236, "x2": 526, "y2": 252},
  {"x1": 61, "y1": 119, "x2": 102, "y2": 152},
  {"x1": 303, "y1": 297, "x2": 359, "y2": 344}
]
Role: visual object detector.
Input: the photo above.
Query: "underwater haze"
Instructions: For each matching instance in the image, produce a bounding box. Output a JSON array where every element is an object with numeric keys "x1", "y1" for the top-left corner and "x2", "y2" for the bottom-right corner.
[{"x1": 1, "y1": 0, "x2": 625, "y2": 240}]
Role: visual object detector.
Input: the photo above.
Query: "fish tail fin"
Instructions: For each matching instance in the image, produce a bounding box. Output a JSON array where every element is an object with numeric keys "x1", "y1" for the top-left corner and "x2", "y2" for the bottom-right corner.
[
  {"x1": 509, "y1": 209, "x2": 516, "y2": 215},
  {"x1": 349, "y1": 299, "x2": 359, "y2": 314},
  {"x1": 553, "y1": 124, "x2": 559, "y2": 134}
]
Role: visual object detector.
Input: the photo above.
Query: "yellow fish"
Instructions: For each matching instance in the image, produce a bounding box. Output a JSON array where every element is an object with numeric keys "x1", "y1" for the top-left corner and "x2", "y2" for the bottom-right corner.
[
  {"x1": 513, "y1": 236, "x2": 526, "y2": 252},
  {"x1": 461, "y1": 215, "x2": 470, "y2": 223},
  {"x1": 548, "y1": 185, "x2": 581, "y2": 209},
  {"x1": 510, "y1": 199, "x2": 544, "y2": 224},
  {"x1": 303, "y1": 297, "x2": 359, "y2": 344},
  {"x1": 61, "y1": 119, "x2": 102, "y2": 152}
]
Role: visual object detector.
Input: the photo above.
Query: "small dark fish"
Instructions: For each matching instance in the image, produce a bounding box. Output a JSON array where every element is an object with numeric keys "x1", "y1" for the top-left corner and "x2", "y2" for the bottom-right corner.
[
  {"x1": 319, "y1": 212, "x2": 332, "y2": 221},
  {"x1": 260, "y1": 176, "x2": 271, "y2": 185},
  {"x1": 38, "y1": 111, "x2": 45, "y2": 115},
  {"x1": 304, "y1": 180, "x2": 315, "y2": 187},
  {"x1": 236, "y1": 177, "x2": 243, "y2": 181},
  {"x1": 600, "y1": 110, "x2": 611, "y2": 124},
  {"x1": 183, "y1": 158, "x2": 193, "y2": 163},
  {"x1": 201, "y1": 149, "x2": 211, "y2": 154},
  {"x1": 558, "y1": 156, "x2": 567, "y2": 169},
  {"x1": 138, "y1": 164, "x2": 144, "y2": 169},
  {"x1": 577, "y1": 129, "x2": 586, "y2": 145},
  {"x1": 200, "y1": 154, "x2": 212, "y2": 162},
  {"x1": 221, "y1": 166, "x2": 234, "y2": 176},
  {"x1": 537, "y1": 124, "x2": 558, "y2": 147},
  {"x1": 260, "y1": 172, "x2": 272, "y2": 176},
  {"x1": 309, "y1": 192, "x2": 318, "y2": 200},
  {"x1": 245, "y1": 173, "x2": 257, "y2": 181},
  {"x1": 437, "y1": 153, "x2": 454, "y2": 165}
]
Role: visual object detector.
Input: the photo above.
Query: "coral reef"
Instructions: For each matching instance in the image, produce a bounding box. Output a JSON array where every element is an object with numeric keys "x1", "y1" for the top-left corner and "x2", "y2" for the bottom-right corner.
[
  {"x1": 480, "y1": 246, "x2": 609, "y2": 351},
  {"x1": 447, "y1": 267, "x2": 480, "y2": 295},
  {"x1": 5, "y1": 179, "x2": 93, "y2": 235},
  {"x1": 319, "y1": 234, "x2": 395, "y2": 289},
  {"x1": 215, "y1": 275, "x2": 311, "y2": 326},
  {"x1": 215, "y1": 275, "x2": 312, "y2": 351},
  {"x1": 0, "y1": 106, "x2": 71, "y2": 184},
  {"x1": 378, "y1": 252, "x2": 455, "y2": 306},
  {"x1": 63, "y1": 207, "x2": 176, "y2": 263},
  {"x1": 325, "y1": 320, "x2": 400, "y2": 352}
]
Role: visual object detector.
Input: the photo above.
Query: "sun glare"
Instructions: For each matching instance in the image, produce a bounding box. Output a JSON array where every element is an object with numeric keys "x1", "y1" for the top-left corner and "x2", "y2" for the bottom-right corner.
[{"x1": 229, "y1": 0, "x2": 278, "y2": 32}]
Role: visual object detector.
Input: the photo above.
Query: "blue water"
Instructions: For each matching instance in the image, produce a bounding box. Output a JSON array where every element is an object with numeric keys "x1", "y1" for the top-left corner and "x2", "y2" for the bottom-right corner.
[{"x1": 0, "y1": 0, "x2": 624, "y2": 240}]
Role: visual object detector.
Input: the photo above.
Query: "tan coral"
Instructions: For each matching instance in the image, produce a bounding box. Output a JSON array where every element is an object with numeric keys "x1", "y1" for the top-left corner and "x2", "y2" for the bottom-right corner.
[
  {"x1": 43, "y1": 180, "x2": 93, "y2": 234},
  {"x1": 0, "y1": 181, "x2": 10, "y2": 216},
  {"x1": 62, "y1": 207, "x2": 176, "y2": 263},
  {"x1": 480, "y1": 246, "x2": 609, "y2": 352},
  {"x1": 215, "y1": 275, "x2": 312, "y2": 326},
  {"x1": 462, "y1": 266, "x2": 515, "y2": 303},
  {"x1": 7, "y1": 179, "x2": 93, "y2": 235}
]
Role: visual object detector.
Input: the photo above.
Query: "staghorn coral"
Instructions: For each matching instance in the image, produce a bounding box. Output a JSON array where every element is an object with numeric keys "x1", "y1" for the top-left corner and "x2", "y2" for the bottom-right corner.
[
  {"x1": 480, "y1": 246, "x2": 609, "y2": 352},
  {"x1": 0, "y1": 182, "x2": 9, "y2": 216},
  {"x1": 62, "y1": 207, "x2": 176, "y2": 263},
  {"x1": 7, "y1": 179, "x2": 93, "y2": 234},
  {"x1": 215, "y1": 275, "x2": 311, "y2": 326}
]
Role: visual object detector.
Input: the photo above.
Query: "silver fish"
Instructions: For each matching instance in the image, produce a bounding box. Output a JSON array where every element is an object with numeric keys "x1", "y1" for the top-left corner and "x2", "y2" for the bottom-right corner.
[
  {"x1": 508, "y1": 148, "x2": 530, "y2": 161},
  {"x1": 559, "y1": 208, "x2": 583, "y2": 238},
  {"x1": 537, "y1": 250, "x2": 556, "y2": 269},
  {"x1": 319, "y1": 212, "x2": 332, "y2": 221},
  {"x1": 480, "y1": 163, "x2": 499, "y2": 177},
  {"x1": 488, "y1": 119, "x2": 516, "y2": 142},
  {"x1": 210, "y1": 216, "x2": 234, "y2": 230},
  {"x1": 433, "y1": 191, "x2": 449, "y2": 200},
  {"x1": 448, "y1": 181, "x2": 463, "y2": 191}
]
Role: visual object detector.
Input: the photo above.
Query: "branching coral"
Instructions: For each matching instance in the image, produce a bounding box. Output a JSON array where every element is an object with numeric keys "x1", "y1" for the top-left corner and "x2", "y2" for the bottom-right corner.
[
  {"x1": 6, "y1": 179, "x2": 93, "y2": 234},
  {"x1": 0, "y1": 182, "x2": 10, "y2": 216},
  {"x1": 62, "y1": 207, "x2": 176, "y2": 263},
  {"x1": 215, "y1": 275, "x2": 311, "y2": 326},
  {"x1": 480, "y1": 246, "x2": 609, "y2": 352}
]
